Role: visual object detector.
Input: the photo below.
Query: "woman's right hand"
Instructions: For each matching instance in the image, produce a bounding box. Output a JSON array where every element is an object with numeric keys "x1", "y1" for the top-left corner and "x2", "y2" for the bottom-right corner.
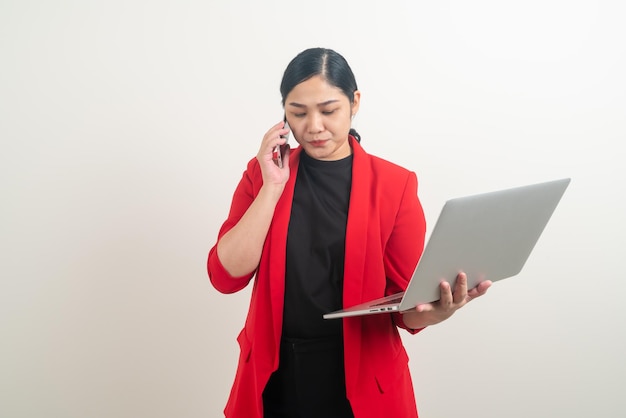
[
  {"x1": 257, "y1": 120, "x2": 291, "y2": 187},
  {"x1": 215, "y1": 121, "x2": 292, "y2": 277}
]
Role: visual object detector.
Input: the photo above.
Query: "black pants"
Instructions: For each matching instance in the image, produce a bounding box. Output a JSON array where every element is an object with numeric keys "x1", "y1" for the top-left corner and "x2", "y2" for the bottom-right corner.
[{"x1": 262, "y1": 337, "x2": 354, "y2": 418}]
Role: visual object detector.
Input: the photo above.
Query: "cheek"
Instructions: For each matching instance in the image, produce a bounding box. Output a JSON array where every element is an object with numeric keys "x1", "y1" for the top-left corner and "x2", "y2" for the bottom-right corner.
[
  {"x1": 290, "y1": 124, "x2": 305, "y2": 143},
  {"x1": 329, "y1": 117, "x2": 352, "y2": 135}
]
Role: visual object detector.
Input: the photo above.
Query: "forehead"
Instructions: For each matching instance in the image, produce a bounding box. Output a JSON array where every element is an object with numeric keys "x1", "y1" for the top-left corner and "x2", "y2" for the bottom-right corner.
[{"x1": 285, "y1": 75, "x2": 349, "y2": 106}]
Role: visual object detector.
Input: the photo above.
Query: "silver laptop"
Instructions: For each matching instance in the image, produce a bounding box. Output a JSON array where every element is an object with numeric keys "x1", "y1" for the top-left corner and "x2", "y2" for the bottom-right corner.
[{"x1": 323, "y1": 178, "x2": 570, "y2": 319}]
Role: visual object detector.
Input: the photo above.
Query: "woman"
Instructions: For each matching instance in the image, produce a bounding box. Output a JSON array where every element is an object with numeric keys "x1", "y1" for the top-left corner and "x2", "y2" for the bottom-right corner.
[{"x1": 207, "y1": 47, "x2": 490, "y2": 418}]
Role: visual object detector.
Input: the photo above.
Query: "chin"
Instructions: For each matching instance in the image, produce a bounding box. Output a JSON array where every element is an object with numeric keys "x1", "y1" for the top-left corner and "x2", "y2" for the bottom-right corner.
[{"x1": 306, "y1": 148, "x2": 330, "y2": 159}]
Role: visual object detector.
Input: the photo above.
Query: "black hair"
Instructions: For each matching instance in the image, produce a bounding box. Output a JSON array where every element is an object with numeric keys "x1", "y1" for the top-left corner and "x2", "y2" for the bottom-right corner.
[{"x1": 280, "y1": 47, "x2": 361, "y2": 142}]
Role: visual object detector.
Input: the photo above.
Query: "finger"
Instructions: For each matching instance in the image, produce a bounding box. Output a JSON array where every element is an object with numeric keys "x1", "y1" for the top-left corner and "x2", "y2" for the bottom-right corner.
[
  {"x1": 452, "y1": 272, "x2": 468, "y2": 304},
  {"x1": 261, "y1": 122, "x2": 290, "y2": 158},
  {"x1": 438, "y1": 281, "x2": 453, "y2": 308},
  {"x1": 467, "y1": 280, "x2": 492, "y2": 299},
  {"x1": 272, "y1": 119, "x2": 285, "y2": 130},
  {"x1": 276, "y1": 126, "x2": 291, "y2": 148},
  {"x1": 279, "y1": 122, "x2": 290, "y2": 139},
  {"x1": 415, "y1": 302, "x2": 435, "y2": 313},
  {"x1": 264, "y1": 121, "x2": 288, "y2": 142}
]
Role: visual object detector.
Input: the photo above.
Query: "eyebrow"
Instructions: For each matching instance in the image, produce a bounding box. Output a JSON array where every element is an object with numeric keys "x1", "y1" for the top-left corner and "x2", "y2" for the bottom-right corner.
[{"x1": 287, "y1": 99, "x2": 340, "y2": 108}]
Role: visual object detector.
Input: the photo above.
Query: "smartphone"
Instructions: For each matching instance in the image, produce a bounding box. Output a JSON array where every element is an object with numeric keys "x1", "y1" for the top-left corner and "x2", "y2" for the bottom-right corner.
[{"x1": 272, "y1": 119, "x2": 290, "y2": 168}]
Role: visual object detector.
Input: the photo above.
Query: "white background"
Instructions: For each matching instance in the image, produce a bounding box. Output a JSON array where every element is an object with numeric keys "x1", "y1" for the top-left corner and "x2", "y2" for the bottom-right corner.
[{"x1": 1, "y1": 1, "x2": 625, "y2": 417}]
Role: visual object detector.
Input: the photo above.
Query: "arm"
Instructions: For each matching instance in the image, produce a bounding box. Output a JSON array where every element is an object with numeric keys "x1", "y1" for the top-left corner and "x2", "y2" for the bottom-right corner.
[
  {"x1": 217, "y1": 183, "x2": 284, "y2": 276},
  {"x1": 208, "y1": 121, "x2": 290, "y2": 289}
]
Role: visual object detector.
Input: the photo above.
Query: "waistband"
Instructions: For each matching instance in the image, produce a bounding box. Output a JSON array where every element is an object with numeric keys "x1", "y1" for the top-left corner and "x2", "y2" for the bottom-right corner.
[{"x1": 281, "y1": 336, "x2": 343, "y2": 353}]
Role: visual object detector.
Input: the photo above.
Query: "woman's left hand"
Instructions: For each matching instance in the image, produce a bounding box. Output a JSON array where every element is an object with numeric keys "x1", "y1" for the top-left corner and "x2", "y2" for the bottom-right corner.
[{"x1": 401, "y1": 272, "x2": 491, "y2": 329}]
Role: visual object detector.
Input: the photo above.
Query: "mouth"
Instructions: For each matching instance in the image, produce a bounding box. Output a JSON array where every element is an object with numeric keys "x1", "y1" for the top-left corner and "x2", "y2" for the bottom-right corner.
[{"x1": 309, "y1": 139, "x2": 329, "y2": 147}]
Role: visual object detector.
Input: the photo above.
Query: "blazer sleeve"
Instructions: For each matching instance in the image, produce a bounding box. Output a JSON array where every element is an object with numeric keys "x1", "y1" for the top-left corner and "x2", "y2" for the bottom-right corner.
[
  {"x1": 383, "y1": 171, "x2": 427, "y2": 333},
  {"x1": 207, "y1": 158, "x2": 260, "y2": 294}
]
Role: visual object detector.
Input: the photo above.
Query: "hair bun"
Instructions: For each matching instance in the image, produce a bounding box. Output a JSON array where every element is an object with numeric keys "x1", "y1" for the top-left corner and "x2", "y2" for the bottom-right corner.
[{"x1": 349, "y1": 128, "x2": 361, "y2": 143}]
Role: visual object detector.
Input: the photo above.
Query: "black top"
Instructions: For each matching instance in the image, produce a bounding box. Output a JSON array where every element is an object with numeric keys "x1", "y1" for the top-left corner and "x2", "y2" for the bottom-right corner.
[{"x1": 282, "y1": 151, "x2": 353, "y2": 339}]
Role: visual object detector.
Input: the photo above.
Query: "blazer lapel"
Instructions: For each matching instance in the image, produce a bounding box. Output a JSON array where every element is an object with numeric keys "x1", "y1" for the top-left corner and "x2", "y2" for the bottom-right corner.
[
  {"x1": 267, "y1": 147, "x2": 301, "y2": 349},
  {"x1": 343, "y1": 137, "x2": 371, "y2": 308},
  {"x1": 342, "y1": 137, "x2": 371, "y2": 395}
]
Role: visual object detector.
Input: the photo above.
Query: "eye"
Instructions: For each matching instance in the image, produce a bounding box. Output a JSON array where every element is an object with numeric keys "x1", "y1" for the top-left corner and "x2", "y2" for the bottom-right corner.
[
  {"x1": 293, "y1": 113, "x2": 306, "y2": 118},
  {"x1": 321, "y1": 107, "x2": 339, "y2": 115}
]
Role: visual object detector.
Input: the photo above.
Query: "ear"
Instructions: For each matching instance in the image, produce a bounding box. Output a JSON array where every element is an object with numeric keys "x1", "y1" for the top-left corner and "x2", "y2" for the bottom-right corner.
[{"x1": 351, "y1": 90, "x2": 361, "y2": 116}]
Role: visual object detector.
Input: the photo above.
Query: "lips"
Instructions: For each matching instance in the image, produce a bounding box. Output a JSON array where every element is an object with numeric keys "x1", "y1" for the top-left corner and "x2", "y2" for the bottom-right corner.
[{"x1": 309, "y1": 139, "x2": 329, "y2": 147}]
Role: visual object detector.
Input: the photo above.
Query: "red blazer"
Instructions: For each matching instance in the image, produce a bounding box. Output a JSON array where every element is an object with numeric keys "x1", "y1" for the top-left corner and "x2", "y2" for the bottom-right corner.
[{"x1": 208, "y1": 137, "x2": 427, "y2": 418}]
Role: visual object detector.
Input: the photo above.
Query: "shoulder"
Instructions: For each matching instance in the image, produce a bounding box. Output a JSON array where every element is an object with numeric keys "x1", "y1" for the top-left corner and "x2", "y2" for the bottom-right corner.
[
  {"x1": 244, "y1": 155, "x2": 261, "y2": 173},
  {"x1": 353, "y1": 139, "x2": 414, "y2": 181},
  {"x1": 368, "y1": 154, "x2": 412, "y2": 177},
  {"x1": 240, "y1": 156, "x2": 263, "y2": 185}
]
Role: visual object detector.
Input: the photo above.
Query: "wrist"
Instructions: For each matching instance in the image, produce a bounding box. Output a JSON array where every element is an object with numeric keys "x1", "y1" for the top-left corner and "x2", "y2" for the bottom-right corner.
[
  {"x1": 401, "y1": 310, "x2": 442, "y2": 329},
  {"x1": 258, "y1": 183, "x2": 285, "y2": 203}
]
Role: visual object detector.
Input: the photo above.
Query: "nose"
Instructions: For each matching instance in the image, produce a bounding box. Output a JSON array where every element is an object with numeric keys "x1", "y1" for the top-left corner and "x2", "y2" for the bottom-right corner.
[{"x1": 307, "y1": 112, "x2": 324, "y2": 134}]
